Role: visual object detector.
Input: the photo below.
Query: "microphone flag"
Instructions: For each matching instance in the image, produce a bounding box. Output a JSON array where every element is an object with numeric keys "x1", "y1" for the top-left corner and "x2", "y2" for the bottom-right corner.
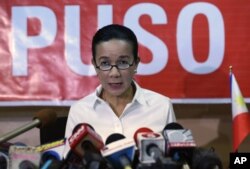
[
  {"x1": 230, "y1": 68, "x2": 250, "y2": 152},
  {"x1": 136, "y1": 132, "x2": 165, "y2": 164},
  {"x1": 163, "y1": 129, "x2": 196, "y2": 155},
  {"x1": 8, "y1": 145, "x2": 41, "y2": 169},
  {"x1": 101, "y1": 136, "x2": 135, "y2": 169},
  {"x1": 68, "y1": 123, "x2": 104, "y2": 157}
]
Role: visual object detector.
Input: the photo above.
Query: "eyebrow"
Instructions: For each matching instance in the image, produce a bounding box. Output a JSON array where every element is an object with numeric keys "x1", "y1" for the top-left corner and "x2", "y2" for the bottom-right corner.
[
  {"x1": 98, "y1": 56, "x2": 109, "y2": 60},
  {"x1": 98, "y1": 55, "x2": 131, "y2": 61},
  {"x1": 119, "y1": 55, "x2": 130, "y2": 59}
]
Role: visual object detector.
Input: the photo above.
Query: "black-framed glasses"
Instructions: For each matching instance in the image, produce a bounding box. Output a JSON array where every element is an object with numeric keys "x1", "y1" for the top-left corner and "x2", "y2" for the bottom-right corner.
[{"x1": 95, "y1": 60, "x2": 134, "y2": 71}]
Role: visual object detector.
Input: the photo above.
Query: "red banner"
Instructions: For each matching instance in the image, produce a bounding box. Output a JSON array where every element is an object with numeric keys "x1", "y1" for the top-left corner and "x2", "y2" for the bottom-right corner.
[{"x1": 0, "y1": 0, "x2": 250, "y2": 105}]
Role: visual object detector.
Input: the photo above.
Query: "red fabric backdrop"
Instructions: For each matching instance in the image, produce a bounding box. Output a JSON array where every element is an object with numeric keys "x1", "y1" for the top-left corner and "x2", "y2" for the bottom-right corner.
[{"x1": 0, "y1": 0, "x2": 249, "y2": 105}]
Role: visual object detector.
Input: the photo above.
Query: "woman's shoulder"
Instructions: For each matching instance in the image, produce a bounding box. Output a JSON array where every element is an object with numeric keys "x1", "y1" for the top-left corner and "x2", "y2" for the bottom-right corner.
[
  {"x1": 134, "y1": 81, "x2": 171, "y2": 103},
  {"x1": 141, "y1": 88, "x2": 171, "y2": 101},
  {"x1": 71, "y1": 91, "x2": 97, "y2": 108}
]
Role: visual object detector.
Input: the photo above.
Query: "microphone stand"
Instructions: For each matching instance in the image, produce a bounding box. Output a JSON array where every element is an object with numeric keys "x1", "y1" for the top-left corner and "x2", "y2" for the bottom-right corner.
[{"x1": 0, "y1": 118, "x2": 40, "y2": 143}]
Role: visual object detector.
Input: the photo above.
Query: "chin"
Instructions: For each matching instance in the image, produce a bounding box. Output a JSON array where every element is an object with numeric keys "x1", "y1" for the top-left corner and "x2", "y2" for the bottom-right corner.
[{"x1": 110, "y1": 91, "x2": 126, "y2": 97}]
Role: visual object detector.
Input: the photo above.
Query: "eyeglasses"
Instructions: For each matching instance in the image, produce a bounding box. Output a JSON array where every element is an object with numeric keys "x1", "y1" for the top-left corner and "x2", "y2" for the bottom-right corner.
[{"x1": 95, "y1": 60, "x2": 134, "y2": 71}]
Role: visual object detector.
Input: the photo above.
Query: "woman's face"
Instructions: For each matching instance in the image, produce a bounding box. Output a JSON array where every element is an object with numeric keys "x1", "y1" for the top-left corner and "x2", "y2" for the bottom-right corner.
[{"x1": 93, "y1": 39, "x2": 138, "y2": 97}]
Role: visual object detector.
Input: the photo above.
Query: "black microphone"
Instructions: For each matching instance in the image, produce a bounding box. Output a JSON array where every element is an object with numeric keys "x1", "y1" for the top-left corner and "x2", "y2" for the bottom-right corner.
[
  {"x1": 40, "y1": 150, "x2": 61, "y2": 168},
  {"x1": 41, "y1": 159, "x2": 62, "y2": 169},
  {"x1": 0, "y1": 142, "x2": 13, "y2": 156},
  {"x1": 0, "y1": 109, "x2": 57, "y2": 143},
  {"x1": 18, "y1": 160, "x2": 37, "y2": 169},
  {"x1": 101, "y1": 133, "x2": 135, "y2": 169},
  {"x1": 162, "y1": 122, "x2": 184, "y2": 131},
  {"x1": 191, "y1": 147, "x2": 223, "y2": 169},
  {"x1": 0, "y1": 152, "x2": 9, "y2": 169}
]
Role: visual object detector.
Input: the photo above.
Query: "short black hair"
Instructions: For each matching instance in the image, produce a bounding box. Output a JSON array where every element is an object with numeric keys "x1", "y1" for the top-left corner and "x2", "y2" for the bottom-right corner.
[{"x1": 92, "y1": 24, "x2": 138, "y2": 62}]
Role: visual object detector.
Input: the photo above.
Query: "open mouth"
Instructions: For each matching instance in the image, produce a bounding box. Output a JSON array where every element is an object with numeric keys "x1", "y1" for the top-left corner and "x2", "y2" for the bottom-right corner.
[{"x1": 109, "y1": 82, "x2": 122, "y2": 88}]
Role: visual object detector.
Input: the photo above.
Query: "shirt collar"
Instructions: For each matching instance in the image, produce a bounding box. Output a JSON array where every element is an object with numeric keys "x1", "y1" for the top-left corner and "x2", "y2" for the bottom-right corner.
[
  {"x1": 131, "y1": 81, "x2": 148, "y2": 106},
  {"x1": 90, "y1": 81, "x2": 148, "y2": 108}
]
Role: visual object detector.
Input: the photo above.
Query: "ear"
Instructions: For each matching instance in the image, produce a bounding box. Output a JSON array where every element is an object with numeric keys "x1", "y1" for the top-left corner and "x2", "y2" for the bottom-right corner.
[
  {"x1": 91, "y1": 58, "x2": 96, "y2": 66},
  {"x1": 135, "y1": 56, "x2": 140, "y2": 67},
  {"x1": 133, "y1": 56, "x2": 140, "y2": 74}
]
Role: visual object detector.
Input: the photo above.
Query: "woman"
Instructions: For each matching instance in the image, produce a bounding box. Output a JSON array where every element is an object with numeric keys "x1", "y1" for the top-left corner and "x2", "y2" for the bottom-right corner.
[{"x1": 63, "y1": 24, "x2": 176, "y2": 157}]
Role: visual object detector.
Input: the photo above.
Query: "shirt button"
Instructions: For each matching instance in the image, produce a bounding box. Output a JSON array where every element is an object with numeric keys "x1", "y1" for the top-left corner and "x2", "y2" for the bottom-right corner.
[{"x1": 114, "y1": 123, "x2": 122, "y2": 132}]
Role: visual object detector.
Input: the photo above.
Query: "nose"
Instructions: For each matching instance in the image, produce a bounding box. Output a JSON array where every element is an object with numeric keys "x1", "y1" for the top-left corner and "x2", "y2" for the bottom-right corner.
[{"x1": 109, "y1": 66, "x2": 121, "y2": 77}]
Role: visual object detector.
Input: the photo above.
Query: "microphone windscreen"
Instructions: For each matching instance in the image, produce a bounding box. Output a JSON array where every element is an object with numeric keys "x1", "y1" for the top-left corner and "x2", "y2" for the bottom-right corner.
[
  {"x1": 163, "y1": 122, "x2": 184, "y2": 131},
  {"x1": 0, "y1": 142, "x2": 13, "y2": 155},
  {"x1": 192, "y1": 147, "x2": 223, "y2": 169},
  {"x1": 133, "y1": 127, "x2": 153, "y2": 145},
  {"x1": 34, "y1": 109, "x2": 57, "y2": 128},
  {"x1": 105, "y1": 133, "x2": 125, "y2": 145},
  {"x1": 19, "y1": 160, "x2": 37, "y2": 169},
  {"x1": 41, "y1": 150, "x2": 61, "y2": 163},
  {"x1": 72, "y1": 123, "x2": 95, "y2": 134}
]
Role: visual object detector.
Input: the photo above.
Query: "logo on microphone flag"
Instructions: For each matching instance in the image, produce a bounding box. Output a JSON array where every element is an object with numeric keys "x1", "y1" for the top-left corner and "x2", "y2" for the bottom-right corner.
[{"x1": 230, "y1": 71, "x2": 250, "y2": 152}]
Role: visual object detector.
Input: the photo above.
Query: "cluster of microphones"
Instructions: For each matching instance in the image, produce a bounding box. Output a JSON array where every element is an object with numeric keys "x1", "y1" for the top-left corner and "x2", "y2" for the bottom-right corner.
[{"x1": 0, "y1": 109, "x2": 223, "y2": 169}]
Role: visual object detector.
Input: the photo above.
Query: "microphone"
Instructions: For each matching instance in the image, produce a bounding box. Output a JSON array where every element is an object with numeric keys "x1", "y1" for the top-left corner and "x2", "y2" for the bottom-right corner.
[
  {"x1": 40, "y1": 150, "x2": 63, "y2": 169},
  {"x1": 0, "y1": 109, "x2": 57, "y2": 143},
  {"x1": 68, "y1": 123, "x2": 104, "y2": 157},
  {"x1": 133, "y1": 127, "x2": 153, "y2": 146},
  {"x1": 60, "y1": 124, "x2": 90, "y2": 168},
  {"x1": 135, "y1": 129, "x2": 165, "y2": 164},
  {"x1": 40, "y1": 159, "x2": 62, "y2": 169},
  {"x1": 36, "y1": 138, "x2": 65, "y2": 162},
  {"x1": 163, "y1": 122, "x2": 184, "y2": 131},
  {"x1": 101, "y1": 133, "x2": 135, "y2": 169},
  {"x1": 8, "y1": 145, "x2": 41, "y2": 169},
  {"x1": 66, "y1": 123, "x2": 110, "y2": 169},
  {"x1": 134, "y1": 127, "x2": 182, "y2": 169},
  {"x1": 0, "y1": 142, "x2": 13, "y2": 155},
  {"x1": 191, "y1": 147, "x2": 223, "y2": 169},
  {"x1": 0, "y1": 152, "x2": 9, "y2": 169},
  {"x1": 19, "y1": 160, "x2": 37, "y2": 169},
  {"x1": 40, "y1": 150, "x2": 61, "y2": 167},
  {"x1": 162, "y1": 122, "x2": 196, "y2": 168}
]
